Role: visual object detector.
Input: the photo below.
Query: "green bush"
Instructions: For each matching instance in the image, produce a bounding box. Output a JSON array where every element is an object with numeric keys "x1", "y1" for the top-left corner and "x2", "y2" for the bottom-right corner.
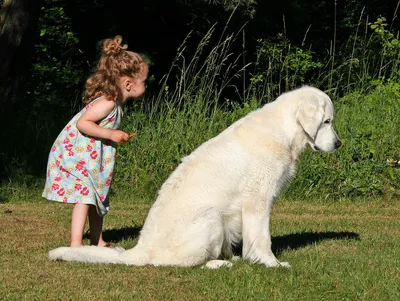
[
  {"x1": 284, "y1": 82, "x2": 400, "y2": 200},
  {"x1": 113, "y1": 25, "x2": 255, "y2": 199},
  {"x1": 2, "y1": 14, "x2": 400, "y2": 203},
  {"x1": 112, "y1": 81, "x2": 400, "y2": 202}
]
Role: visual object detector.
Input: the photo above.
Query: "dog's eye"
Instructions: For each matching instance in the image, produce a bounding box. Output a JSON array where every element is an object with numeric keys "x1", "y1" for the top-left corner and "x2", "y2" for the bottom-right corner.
[{"x1": 324, "y1": 119, "x2": 331, "y2": 124}]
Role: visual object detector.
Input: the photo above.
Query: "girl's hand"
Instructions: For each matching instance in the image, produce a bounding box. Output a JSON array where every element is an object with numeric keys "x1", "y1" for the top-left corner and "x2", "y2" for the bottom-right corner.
[
  {"x1": 109, "y1": 130, "x2": 131, "y2": 143},
  {"x1": 76, "y1": 97, "x2": 137, "y2": 144}
]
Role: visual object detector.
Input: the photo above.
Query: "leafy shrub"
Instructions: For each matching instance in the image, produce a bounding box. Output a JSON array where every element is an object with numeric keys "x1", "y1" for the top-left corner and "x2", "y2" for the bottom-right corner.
[
  {"x1": 284, "y1": 82, "x2": 400, "y2": 200},
  {"x1": 247, "y1": 33, "x2": 323, "y2": 103},
  {"x1": 113, "y1": 80, "x2": 400, "y2": 202}
]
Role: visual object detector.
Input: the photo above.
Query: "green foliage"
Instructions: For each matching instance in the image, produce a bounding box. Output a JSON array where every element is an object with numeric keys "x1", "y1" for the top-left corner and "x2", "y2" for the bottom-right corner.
[
  {"x1": 1, "y1": 2, "x2": 89, "y2": 179},
  {"x1": 112, "y1": 81, "x2": 400, "y2": 202},
  {"x1": 243, "y1": 14, "x2": 400, "y2": 100},
  {"x1": 285, "y1": 82, "x2": 400, "y2": 200},
  {"x1": 29, "y1": 5, "x2": 87, "y2": 103},
  {"x1": 370, "y1": 17, "x2": 400, "y2": 57},
  {"x1": 110, "y1": 20, "x2": 400, "y2": 201},
  {"x1": 112, "y1": 26, "x2": 250, "y2": 198},
  {"x1": 110, "y1": 23, "x2": 400, "y2": 201},
  {"x1": 247, "y1": 33, "x2": 323, "y2": 102},
  {"x1": 114, "y1": 100, "x2": 231, "y2": 198},
  {"x1": 368, "y1": 16, "x2": 400, "y2": 79},
  {"x1": 2, "y1": 6, "x2": 400, "y2": 204},
  {"x1": 317, "y1": 14, "x2": 400, "y2": 97}
]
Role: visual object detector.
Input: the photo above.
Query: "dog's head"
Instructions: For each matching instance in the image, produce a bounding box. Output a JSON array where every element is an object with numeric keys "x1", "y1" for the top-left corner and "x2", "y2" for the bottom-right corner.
[{"x1": 296, "y1": 87, "x2": 341, "y2": 153}]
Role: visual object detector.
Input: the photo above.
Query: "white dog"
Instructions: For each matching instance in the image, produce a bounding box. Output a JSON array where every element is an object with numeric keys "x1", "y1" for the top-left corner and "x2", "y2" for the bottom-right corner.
[{"x1": 49, "y1": 86, "x2": 341, "y2": 269}]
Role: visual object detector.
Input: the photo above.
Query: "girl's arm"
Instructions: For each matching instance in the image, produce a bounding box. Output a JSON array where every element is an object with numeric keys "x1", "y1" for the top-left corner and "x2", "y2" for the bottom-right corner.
[{"x1": 76, "y1": 97, "x2": 130, "y2": 143}]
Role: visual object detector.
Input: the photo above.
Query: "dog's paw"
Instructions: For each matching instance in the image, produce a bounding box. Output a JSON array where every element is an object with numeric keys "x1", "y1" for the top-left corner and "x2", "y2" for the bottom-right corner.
[
  {"x1": 278, "y1": 261, "x2": 291, "y2": 268},
  {"x1": 262, "y1": 259, "x2": 291, "y2": 268},
  {"x1": 231, "y1": 255, "x2": 241, "y2": 262},
  {"x1": 202, "y1": 260, "x2": 233, "y2": 269}
]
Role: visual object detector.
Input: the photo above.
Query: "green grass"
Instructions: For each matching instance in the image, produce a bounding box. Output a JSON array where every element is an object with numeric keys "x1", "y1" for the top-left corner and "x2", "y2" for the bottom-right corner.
[{"x1": 1, "y1": 191, "x2": 400, "y2": 300}]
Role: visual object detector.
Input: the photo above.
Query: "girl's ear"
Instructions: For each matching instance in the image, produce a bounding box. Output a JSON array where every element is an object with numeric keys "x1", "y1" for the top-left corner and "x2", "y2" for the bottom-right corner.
[{"x1": 122, "y1": 78, "x2": 133, "y2": 92}]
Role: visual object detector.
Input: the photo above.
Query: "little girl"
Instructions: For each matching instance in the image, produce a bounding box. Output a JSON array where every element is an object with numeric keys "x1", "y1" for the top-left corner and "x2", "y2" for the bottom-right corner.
[{"x1": 43, "y1": 35, "x2": 148, "y2": 247}]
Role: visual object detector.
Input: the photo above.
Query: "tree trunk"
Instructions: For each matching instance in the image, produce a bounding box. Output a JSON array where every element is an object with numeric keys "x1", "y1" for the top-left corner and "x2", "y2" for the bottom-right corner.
[{"x1": 0, "y1": 0, "x2": 42, "y2": 114}]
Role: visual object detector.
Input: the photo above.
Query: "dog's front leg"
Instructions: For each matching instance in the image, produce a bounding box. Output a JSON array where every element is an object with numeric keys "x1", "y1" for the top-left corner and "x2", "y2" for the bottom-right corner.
[{"x1": 241, "y1": 195, "x2": 290, "y2": 268}]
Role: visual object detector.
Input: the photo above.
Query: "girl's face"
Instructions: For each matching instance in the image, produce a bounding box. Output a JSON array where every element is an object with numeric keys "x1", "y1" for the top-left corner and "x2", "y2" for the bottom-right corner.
[
  {"x1": 131, "y1": 67, "x2": 148, "y2": 99},
  {"x1": 120, "y1": 64, "x2": 149, "y2": 103}
]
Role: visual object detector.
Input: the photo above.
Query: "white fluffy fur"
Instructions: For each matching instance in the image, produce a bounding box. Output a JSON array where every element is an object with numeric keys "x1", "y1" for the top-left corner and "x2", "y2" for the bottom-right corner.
[{"x1": 49, "y1": 86, "x2": 341, "y2": 268}]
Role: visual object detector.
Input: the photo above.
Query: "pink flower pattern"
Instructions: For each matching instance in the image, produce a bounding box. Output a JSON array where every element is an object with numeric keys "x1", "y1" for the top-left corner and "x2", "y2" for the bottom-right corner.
[{"x1": 42, "y1": 98, "x2": 123, "y2": 217}]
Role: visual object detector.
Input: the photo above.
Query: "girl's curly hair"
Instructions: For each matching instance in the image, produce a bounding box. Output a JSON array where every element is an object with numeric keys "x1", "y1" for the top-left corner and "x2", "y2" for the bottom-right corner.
[{"x1": 83, "y1": 35, "x2": 147, "y2": 104}]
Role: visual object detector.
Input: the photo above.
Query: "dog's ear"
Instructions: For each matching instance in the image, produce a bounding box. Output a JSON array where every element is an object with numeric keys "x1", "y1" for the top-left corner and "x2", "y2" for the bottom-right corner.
[{"x1": 296, "y1": 96, "x2": 324, "y2": 140}]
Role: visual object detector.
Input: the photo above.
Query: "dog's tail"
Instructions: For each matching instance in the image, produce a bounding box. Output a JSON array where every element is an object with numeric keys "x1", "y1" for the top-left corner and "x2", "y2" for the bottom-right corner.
[{"x1": 48, "y1": 245, "x2": 150, "y2": 265}]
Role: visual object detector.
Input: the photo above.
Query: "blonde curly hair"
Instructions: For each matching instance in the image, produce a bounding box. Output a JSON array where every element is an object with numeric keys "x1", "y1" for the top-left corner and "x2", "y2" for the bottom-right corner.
[{"x1": 83, "y1": 35, "x2": 147, "y2": 104}]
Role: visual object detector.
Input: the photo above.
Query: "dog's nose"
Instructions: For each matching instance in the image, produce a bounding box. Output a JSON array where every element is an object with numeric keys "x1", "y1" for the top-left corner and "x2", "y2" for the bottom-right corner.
[{"x1": 335, "y1": 140, "x2": 342, "y2": 148}]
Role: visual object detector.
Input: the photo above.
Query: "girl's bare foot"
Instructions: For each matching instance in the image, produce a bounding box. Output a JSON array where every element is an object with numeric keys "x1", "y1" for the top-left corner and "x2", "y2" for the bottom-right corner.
[{"x1": 98, "y1": 241, "x2": 112, "y2": 247}]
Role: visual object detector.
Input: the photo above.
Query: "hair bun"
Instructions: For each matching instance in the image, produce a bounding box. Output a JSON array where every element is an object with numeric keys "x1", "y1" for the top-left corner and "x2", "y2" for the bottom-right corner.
[{"x1": 102, "y1": 35, "x2": 128, "y2": 56}]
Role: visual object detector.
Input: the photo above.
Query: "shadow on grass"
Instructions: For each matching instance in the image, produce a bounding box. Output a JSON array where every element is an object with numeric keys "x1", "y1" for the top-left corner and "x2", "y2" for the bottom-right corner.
[
  {"x1": 84, "y1": 226, "x2": 142, "y2": 243},
  {"x1": 232, "y1": 231, "x2": 360, "y2": 256},
  {"x1": 271, "y1": 231, "x2": 360, "y2": 255},
  {"x1": 87, "y1": 228, "x2": 359, "y2": 255}
]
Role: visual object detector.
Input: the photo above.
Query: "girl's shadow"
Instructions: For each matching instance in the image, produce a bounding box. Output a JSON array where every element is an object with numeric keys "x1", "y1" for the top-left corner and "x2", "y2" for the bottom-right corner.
[{"x1": 84, "y1": 226, "x2": 142, "y2": 242}]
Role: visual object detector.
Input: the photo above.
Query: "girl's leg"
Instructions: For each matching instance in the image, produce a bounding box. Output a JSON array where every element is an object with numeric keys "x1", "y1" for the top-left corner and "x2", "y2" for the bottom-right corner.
[
  {"x1": 70, "y1": 203, "x2": 90, "y2": 247},
  {"x1": 88, "y1": 205, "x2": 107, "y2": 246}
]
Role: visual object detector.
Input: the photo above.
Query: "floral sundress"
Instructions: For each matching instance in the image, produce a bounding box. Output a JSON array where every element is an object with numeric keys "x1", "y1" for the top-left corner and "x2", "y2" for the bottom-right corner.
[{"x1": 42, "y1": 98, "x2": 123, "y2": 216}]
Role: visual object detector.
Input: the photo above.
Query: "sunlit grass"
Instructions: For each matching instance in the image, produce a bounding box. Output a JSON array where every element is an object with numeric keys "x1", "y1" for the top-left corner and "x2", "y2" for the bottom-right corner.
[{"x1": 1, "y1": 193, "x2": 399, "y2": 300}]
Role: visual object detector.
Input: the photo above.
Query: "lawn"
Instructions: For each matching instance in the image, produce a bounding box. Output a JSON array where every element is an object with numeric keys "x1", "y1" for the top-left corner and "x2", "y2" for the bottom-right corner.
[{"x1": 1, "y1": 193, "x2": 399, "y2": 301}]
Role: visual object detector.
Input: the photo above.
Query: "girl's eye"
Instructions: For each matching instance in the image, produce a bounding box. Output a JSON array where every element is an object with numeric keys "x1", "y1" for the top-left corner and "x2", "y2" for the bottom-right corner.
[{"x1": 324, "y1": 119, "x2": 331, "y2": 124}]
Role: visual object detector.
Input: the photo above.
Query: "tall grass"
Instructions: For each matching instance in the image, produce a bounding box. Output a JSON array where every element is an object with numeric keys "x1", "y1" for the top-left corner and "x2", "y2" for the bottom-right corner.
[
  {"x1": 1, "y1": 10, "x2": 400, "y2": 203},
  {"x1": 112, "y1": 15, "x2": 400, "y2": 202},
  {"x1": 247, "y1": 4, "x2": 400, "y2": 100},
  {"x1": 284, "y1": 83, "x2": 400, "y2": 200},
  {"x1": 114, "y1": 23, "x2": 255, "y2": 199}
]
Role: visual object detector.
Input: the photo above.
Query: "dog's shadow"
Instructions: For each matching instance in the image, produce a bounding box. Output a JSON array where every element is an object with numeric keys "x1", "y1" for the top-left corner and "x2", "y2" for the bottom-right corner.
[
  {"x1": 235, "y1": 231, "x2": 360, "y2": 256},
  {"x1": 85, "y1": 228, "x2": 360, "y2": 256}
]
